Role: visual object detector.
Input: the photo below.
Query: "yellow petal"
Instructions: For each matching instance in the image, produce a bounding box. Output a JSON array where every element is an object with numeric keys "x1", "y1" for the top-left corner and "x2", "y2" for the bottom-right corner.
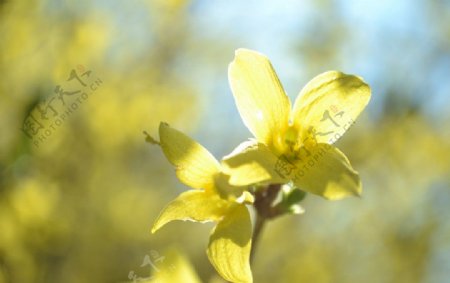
[
  {"x1": 292, "y1": 71, "x2": 371, "y2": 144},
  {"x1": 147, "y1": 248, "x2": 202, "y2": 283},
  {"x1": 159, "y1": 122, "x2": 220, "y2": 191},
  {"x1": 152, "y1": 190, "x2": 231, "y2": 233},
  {"x1": 291, "y1": 144, "x2": 361, "y2": 200},
  {"x1": 213, "y1": 173, "x2": 248, "y2": 203},
  {"x1": 228, "y1": 49, "x2": 290, "y2": 147},
  {"x1": 207, "y1": 205, "x2": 253, "y2": 283},
  {"x1": 222, "y1": 141, "x2": 286, "y2": 186}
]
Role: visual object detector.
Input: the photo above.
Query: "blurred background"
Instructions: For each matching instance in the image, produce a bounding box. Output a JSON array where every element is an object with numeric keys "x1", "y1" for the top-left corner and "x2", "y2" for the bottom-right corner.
[{"x1": 1, "y1": 0, "x2": 450, "y2": 282}]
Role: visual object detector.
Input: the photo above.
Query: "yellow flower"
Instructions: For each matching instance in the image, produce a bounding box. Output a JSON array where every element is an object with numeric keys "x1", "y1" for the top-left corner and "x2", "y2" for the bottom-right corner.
[
  {"x1": 223, "y1": 49, "x2": 371, "y2": 200},
  {"x1": 151, "y1": 122, "x2": 253, "y2": 283}
]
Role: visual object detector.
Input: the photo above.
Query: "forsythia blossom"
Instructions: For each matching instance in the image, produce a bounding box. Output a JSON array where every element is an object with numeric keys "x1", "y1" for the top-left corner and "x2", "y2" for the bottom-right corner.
[
  {"x1": 151, "y1": 123, "x2": 253, "y2": 283},
  {"x1": 149, "y1": 48, "x2": 371, "y2": 283},
  {"x1": 223, "y1": 49, "x2": 371, "y2": 200}
]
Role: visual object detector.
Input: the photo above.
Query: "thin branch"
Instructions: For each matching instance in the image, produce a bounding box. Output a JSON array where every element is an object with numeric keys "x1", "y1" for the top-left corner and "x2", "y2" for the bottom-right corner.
[
  {"x1": 250, "y1": 184, "x2": 282, "y2": 265},
  {"x1": 250, "y1": 212, "x2": 266, "y2": 264}
]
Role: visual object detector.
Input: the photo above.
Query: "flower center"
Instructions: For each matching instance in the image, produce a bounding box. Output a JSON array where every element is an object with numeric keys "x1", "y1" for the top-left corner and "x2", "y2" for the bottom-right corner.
[
  {"x1": 284, "y1": 126, "x2": 300, "y2": 152},
  {"x1": 273, "y1": 126, "x2": 300, "y2": 157},
  {"x1": 273, "y1": 126, "x2": 315, "y2": 162}
]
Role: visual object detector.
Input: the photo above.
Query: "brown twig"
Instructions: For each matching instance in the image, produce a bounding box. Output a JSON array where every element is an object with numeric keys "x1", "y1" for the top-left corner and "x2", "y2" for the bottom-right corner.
[{"x1": 250, "y1": 184, "x2": 282, "y2": 264}]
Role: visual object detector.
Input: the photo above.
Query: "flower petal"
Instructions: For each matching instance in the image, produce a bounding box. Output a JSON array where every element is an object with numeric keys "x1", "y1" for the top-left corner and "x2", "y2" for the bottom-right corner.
[
  {"x1": 291, "y1": 144, "x2": 361, "y2": 200},
  {"x1": 292, "y1": 71, "x2": 371, "y2": 144},
  {"x1": 222, "y1": 141, "x2": 286, "y2": 186},
  {"x1": 228, "y1": 49, "x2": 290, "y2": 146},
  {"x1": 159, "y1": 122, "x2": 220, "y2": 191},
  {"x1": 213, "y1": 173, "x2": 251, "y2": 203},
  {"x1": 152, "y1": 190, "x2": 231, "y2": 233},
  {"x1": 207, "y1": 205, "x2": 253, "y2": 283}
]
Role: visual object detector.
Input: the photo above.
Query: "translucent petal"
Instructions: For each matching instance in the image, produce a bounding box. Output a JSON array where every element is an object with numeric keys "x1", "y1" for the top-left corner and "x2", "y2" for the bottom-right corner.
[
  {"x1": 207, "y1": 205, "x2": 253, "y2": 283},
  {"x1": 292, "y1": 71, "x2": 371, "y2": 144},
  {"x1": 291, "y1": 144, "x2": 361, "y2": 200},
  {"x1": 228, "y1": 49, "x2": 290, "y2": 146},
  {"x1": 159, "y1": 122, "x2": 220, "y2": 190},
  {"x1": 213, "y1": 173, "x2": 249, "y2": 203},
  {"x1": 152, "y1": 190, "x2": 231, "y2": 233},
  {"x1": 222, "y1": 141, "x2": 286, "y2": 186}
]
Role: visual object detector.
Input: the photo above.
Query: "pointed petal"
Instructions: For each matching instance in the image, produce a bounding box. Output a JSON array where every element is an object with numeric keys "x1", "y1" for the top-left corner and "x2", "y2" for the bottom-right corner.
[
  {"x1": 292, "y1": 71, "x2": 371, "y2": 144},
  {"x1": 159, "y1": 122, "x2": 220, "y2": 191},
  {"x1": 291, "y1": 144, "x2": 361, "y2": 200},
  {"x1": 222, "y1": 141, "x2": 287, "y2": 186},
  {"x1": 152, "y1": 190, "x2": 231, "y2": 233},
  {"x1": 228, "y1": 49, "x2": 290, "y2": 146},
  {"x1": 207, "y1": 205, "x2": 253, "y2": 283}
]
